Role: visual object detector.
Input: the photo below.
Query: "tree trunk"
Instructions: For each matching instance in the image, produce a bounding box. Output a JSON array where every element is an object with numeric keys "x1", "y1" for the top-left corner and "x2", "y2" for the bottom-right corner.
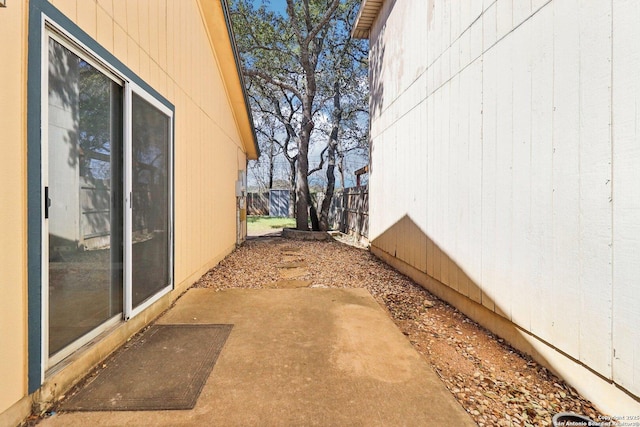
[
  {"x1": 295, "y1": 89, "x2": 315, "y2": 230},
  {"x1": 268, "y1": 142, "x2": 275, "y2": 189},
  {"x1": 295, "y1": 138, "x2": 310, "y2": 230},
  {"x1": 288, "y1": 157, "x2": 297, "y2": 217},
  {"x1": 319, "y1": 145, "x2": 336, "y2": 231},
  {"x1": 338, "y1": 155, "x2": 345, "y2": 189},
  {"x1": 307, "y1": 187, "x2": 320, "y2": 231},
  {"x1": 319, "y1": 82, "x2": 341, "y2": 231}
]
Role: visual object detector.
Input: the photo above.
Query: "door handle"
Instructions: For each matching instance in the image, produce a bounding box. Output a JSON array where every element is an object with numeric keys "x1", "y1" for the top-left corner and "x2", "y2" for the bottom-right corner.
[{"x1": 44, "y1": 186, "x2": 51, "y2": 219}]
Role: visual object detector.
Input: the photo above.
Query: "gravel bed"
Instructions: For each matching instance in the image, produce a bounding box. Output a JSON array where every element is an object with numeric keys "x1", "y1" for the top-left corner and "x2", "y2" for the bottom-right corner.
[{"x1": 195, "y1": 236, "x2": 606, "y2": 426}]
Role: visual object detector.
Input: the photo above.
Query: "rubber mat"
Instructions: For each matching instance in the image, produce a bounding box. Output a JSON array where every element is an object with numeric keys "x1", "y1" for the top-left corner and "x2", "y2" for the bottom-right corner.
[{"x1": 60, "y1": 324, "x2": 232, "y2": 411}]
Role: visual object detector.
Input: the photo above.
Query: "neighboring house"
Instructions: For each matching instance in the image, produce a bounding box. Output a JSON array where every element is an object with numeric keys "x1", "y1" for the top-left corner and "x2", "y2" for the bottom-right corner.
[
  {"x1": 0, "y1": 0, "x2": 258, "y2": 424},
  {"x1": 354, "y1": 0, "x2": 640, "y2": 415}
]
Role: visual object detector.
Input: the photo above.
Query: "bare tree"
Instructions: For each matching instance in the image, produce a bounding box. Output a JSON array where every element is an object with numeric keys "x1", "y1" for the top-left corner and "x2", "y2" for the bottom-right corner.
[{"x1": 230, "y1": 0, "x2": 368, "y2": 230}]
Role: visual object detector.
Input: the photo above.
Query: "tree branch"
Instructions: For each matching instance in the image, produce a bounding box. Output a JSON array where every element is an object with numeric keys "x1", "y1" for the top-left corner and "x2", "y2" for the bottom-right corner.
[
  {"x1": 308, "y1": 145, "x2": 329, "y2": 176},
  {"x1": 244, "y1": 68, "x2": 302, "y2": 100},
  {"x1": 306, "y1": 0, "x2": 340, "y2": 46}
]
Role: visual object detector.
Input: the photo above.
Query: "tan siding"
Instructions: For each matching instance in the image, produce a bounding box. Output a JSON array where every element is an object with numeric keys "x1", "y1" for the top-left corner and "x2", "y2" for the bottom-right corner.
[
  {"x1": 1, "y1": 0, "x2": 251, "y2": 419},
  {"x1": 60, "y1": 0, "x2": 249, "y2": 286},
  {"x1": 0, "y1": 0, "x2": 27, "y2": 416}
]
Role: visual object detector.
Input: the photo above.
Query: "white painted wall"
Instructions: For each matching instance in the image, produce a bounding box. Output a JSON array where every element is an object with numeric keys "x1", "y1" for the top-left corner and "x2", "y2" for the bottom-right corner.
[{"x1": 367, "y1": 0, "x2": 640, "y2": 411}]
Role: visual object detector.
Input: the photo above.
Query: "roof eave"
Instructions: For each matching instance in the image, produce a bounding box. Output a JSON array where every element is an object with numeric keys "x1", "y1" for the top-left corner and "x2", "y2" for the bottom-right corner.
[
  {"x1": 351, "y1": 0, "x2": 384, "y2": 39},
  {"x1": 197, "y1": 0, "x2": 260, "y2": 160}
]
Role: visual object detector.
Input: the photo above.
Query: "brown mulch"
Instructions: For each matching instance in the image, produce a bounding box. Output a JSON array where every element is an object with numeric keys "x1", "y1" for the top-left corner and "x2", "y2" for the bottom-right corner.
[{"x1": 195, "y1": 235, "x2": 606, "y2": 427}]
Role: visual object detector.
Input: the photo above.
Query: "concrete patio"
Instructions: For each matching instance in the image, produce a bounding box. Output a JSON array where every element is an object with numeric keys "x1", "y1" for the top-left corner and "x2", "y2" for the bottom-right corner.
[{"x1": 39, "y1": 287, "x2": 475, "y2": 426}]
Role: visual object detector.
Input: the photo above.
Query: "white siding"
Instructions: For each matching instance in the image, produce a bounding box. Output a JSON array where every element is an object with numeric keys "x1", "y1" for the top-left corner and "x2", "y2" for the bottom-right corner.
[
  {"x1": 612, "y1": 0, "x2": 640, "y2": 395},
  {"x1": 367, "y1": 0, "x2": 640, "y2": 406}
]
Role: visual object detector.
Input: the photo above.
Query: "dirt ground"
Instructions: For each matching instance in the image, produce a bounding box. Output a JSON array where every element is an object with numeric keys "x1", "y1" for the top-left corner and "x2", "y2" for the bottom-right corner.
[{"x1": 195, "y1": 235, "x2": 606, "y2": 427}]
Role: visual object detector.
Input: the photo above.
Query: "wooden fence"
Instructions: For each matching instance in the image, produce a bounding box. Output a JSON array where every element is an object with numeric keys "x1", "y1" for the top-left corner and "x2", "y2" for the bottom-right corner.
[
  {"x1": 247, "y1": 186, "x2": 369, "y2": 241},
  {"x1": 247, "y1": 192, "x2": 269, "y2": 215},
  {"x1": 328, "y1": 186, "x2": 369, "y2": 239}
]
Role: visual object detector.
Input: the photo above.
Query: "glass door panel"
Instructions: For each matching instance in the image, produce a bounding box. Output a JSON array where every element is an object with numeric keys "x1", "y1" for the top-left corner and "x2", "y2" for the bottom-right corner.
[
  {"x1": 131, "y1": 93, "x2": 171, "y2": 308},
  {"x1": 47, "y1": 38, "x2": 123, "y2": 356}
]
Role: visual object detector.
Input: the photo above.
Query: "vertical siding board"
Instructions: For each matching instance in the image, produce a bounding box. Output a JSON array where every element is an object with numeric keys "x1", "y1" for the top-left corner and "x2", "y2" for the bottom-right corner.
[
  {"x1": 96, "y1": 6, "x2": 114, "y2": 52},
  {"x1": 496, "y1": 0, "x2": 513, "y2": 41},
  {"x1": 426, "y1": 95, "x2": 436, "y2": 276},
  {"x1": 459, "y1": 70, "x2": 468, "y2": 295},
  {"x1": 112, "y1": 0, "x2": 127, "y2": 30},
  {"x1": 481, "y1": 46, "x2": 497, "y2": 312},
  {"x1": 483, "y1": 2, "x2": 497, "y2": 52},
  {"x1": 612, "y1": 0, "x2": 640, "y2": 396},
  {"x1": 376, "y1": 132, "x2": 384, "y2": 246},
  {"x1": 443, "y1": 1, "x2": 451, "y2": 61},
  {"x1": 126, "y1": 0, "x2": 139, "y2": 43},
  {"x1": 512, "y1": 0, "x2": 531, "y2": 29},
  {"x1": 382, "y1": 127, "x2": 392, "y2": 253},
  {"x1": 391, "y1": 126, "x2": 399, "y2": 256},
  {"x1": 470, "y1": 16, "x2": 483, "y2": 62},
  {"x1": 460, "y1": 69, "x2": 472, "y2": 298},
  {"x1": 440, "y1": 84, "x2": 451, "y2": 287},
  {"x1": 418, "y1": 112, "x2": 425, "y2": 271},
  {"x1": 529, "y1": 5, "x2": 554, "y2": 342},
  {"x1": 494, "y1": 34, "x2": 514, "y2": 320},
  {"x1": 510, "y1": 20, "x2": 532, "y2": 330},
  {"x1": 384, "y1": 130, "x2": 392, "y2": 253},
  {"x1": 419, "y1": 101, "x2": 429, "y2": 273},
  {"x1": 174, "y1": 90, "x2": 186, "y2": 282},
  {"x1": 469, "y1": 0, "x2": 483, "y2": 24},
  {"x1": 551, "y1": 0, "x2": 581, "y2": 360},
  {"x1": 410, "y1": 106, "x2": 419, "y2": 270},
  {"x1": 577, "y1": 0, "x2": 612, "y2": 377},
  {"x1": 459, "y1": 25, "x2": 471, "y2": 74},
  {"x1": 451, "y1": 0, "x2": 460, "y2": 43},
  {"x1": 113, "y1": 22, "x2": 127, "y2": 63},
  {"x1": 158, "y1": 0, "x2": 167, "y2": 70},
  {"x1": 148, "y1": 0, "x2": 159, "y2": 63},
  {"x1": 369, "y1": 129, "x2": 379, "y2": 242},
  {"x1": 460, "y1": 0, "x2": 471, "y2": 39},
  {"x1": 432, "y1": 89, "x2": 443, "y2": 282},
  {"x1": 372, "y1": 130, "x2": 381, "y2": 246},
  {"x1": 76, "y1": 0, "x2": 97, "y2": 38},
  {"x1": 448, "y1": 75, "x2": 460, "y2": 292},
  {"x1": 379, "y1": 131, "x2": 386, "y2": 247},
  {"x1": 427, "y1": 1, "x2": 436, "y2": 67},
  {"x1": 50, "y1": 0, "x2": 77, "y2": 21},
  {"x1": 137, "y1": 0, "x2": 150, "y2": 56},
  {"x1": 467, "y1": 58, "x2": 483, "y2": 303},
  {"x1": 409, "y1": 107, "x2": 417, "y2": 267},
  {"x1": 396, "y1": 114, "x2": 407, "y2": 263}
]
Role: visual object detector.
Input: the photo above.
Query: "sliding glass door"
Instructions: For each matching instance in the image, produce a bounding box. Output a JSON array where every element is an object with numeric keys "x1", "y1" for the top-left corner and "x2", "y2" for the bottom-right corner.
[
  {"x1": 131, "y1": 94, "x2": 171, "y2": 308},
  {"x1": 44, "y1": 29, "x2": 173, "y2": 364},
  {"x1": 47, "y1": 37, "x2": 123, "y2": 357}
]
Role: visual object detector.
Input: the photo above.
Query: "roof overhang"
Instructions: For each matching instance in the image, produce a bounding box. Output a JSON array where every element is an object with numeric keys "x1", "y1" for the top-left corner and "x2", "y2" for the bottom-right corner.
[
  {"x1": 351, "y1": 0, "x2": 384, "y2": 39},
  {"x1": 197, "y1": 0, "x2": 260, "y2": 160}
]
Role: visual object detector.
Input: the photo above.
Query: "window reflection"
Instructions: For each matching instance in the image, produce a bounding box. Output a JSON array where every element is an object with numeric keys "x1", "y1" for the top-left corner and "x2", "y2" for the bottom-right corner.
[
  {"x1": 131, "y1": 94, "x2": 171, "y2": 307},
  {"x1": 47, "y1": 39, "x2": 123, "y2": 356}
]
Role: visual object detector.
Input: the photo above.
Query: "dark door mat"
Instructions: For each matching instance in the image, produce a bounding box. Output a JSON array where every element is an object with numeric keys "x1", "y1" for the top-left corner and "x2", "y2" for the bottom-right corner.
[{"x1": 60, "y1": 324, "x2": 233, "y2": 411}]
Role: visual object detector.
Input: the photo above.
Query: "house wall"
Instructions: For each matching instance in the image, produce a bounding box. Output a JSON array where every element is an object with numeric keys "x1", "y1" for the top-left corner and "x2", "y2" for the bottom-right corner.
[
  {"x1": 0, "y1": 0, "x2": 250, "y2": 423},
  {"x1": 46, "y1": 0, "x2": 248, "y2": 318},
  {"x1": 367, "y1": 0, "x2": 640, "y2": 414},
  {"x1": 0, "y1": 1, "x2": 29, "y2": 421}
]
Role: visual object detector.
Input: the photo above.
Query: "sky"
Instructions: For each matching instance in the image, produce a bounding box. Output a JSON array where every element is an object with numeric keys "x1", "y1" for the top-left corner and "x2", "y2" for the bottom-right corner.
[{"x1": 255, "y1": 0, "x2": 287, "y2": 15}]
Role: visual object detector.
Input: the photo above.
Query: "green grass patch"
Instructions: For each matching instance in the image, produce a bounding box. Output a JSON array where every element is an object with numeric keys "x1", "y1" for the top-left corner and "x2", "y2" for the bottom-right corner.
[{"x1": 247, "y1": 215, "x2": 296, "y2": 233}]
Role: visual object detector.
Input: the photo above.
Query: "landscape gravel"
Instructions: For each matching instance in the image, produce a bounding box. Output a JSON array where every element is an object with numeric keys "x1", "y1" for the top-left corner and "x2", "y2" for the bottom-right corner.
[{"x1": 195, "y1": 236, "x2": 607, "y2": 426}]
